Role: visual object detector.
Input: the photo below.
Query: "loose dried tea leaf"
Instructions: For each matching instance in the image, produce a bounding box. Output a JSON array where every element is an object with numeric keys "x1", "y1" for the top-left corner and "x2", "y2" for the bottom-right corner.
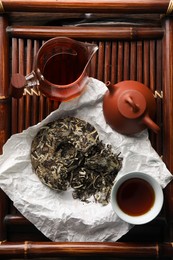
[
  {"x1": 71, "y1": 142, "x2": 122, "y2": 205},
  {"x1": 31, "y1": 117, "x2": 122, "y2": 205}
]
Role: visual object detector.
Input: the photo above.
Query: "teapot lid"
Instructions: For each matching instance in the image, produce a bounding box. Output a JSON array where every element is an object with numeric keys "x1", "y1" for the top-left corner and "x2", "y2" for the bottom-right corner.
[{"x1": 118, "y1": 90, "x2": 146, "y2": 119}]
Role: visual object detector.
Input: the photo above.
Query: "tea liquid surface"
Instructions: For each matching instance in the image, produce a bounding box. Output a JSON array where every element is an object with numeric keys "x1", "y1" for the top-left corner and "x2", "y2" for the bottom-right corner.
[
  {"x1": 43, "y1": 53, "x2": 84, "y2": 85},
  {"x1": 117, "y1": 178, "x2": 155, "y2": 216}
]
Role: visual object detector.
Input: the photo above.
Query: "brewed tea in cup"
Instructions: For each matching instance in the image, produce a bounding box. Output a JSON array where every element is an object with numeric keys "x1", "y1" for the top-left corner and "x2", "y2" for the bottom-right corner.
[{"x1": 111, "y1": 172, "x2": 163, "y2": 225}]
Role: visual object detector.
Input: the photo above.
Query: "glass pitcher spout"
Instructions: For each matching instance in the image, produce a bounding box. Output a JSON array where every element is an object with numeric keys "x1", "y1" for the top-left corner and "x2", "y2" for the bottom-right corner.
[{"x1": 82, "y1": 41, "x2": 98, "y2": 73}]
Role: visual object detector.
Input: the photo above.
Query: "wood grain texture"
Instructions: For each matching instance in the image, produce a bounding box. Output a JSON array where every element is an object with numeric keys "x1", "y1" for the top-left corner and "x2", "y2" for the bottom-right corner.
[
  {"x1": 1, "y1": 0, "x2": 170, "y2": 14},
  {"x1": 7, "y1": 26, "x2": 164, "y2": 40},
  {"x1": 0, "y1": 241, "x2": 172, "y2": 258}
]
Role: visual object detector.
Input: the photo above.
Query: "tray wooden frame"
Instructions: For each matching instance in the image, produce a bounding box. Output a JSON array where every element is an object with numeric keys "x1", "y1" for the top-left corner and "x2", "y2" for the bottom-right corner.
[{"x1": 0, "y1": 1, "x2": 173, "y2": 259}]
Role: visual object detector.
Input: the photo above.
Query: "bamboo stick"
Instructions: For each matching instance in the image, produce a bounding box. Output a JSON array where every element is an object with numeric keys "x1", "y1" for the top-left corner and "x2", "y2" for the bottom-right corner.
[
  {"x1": 11, "y1": 37, "x2": 18, "y2": 135},
  {"x1": 123, "y1": 41, "x2": 130, "y2": 80},
  {"x1": 88, "y1": 41, "x2": 97, "y2": 78},
  {"x1": 130, "y1": 41, "x2": 137, "y2": 80},
  {"x1": 33, "y1": 40, "x2": 45, "y2": 123},
  {"x1": 143, "y1": 40, "x2": 150, "y2": 87},
  {"x1": 38, "y1": 94, "x2": 46, "y2": 122},
  {"x1": 0, "y1": 15, "x2": 10, "y2": 148},
  {"x1": 162, "y1": 19, "x2": 173, "y2": 242},
  {"x1": 0, "y1": 13, "x2": 10, "y2": 157},
  {"x1": 162, "y1": 18, "x2": 173, "y2": 173},
  {"x1": 0, "y1": 190, "x2": 8, "y2": 240},
  {"x1": 4, "y1": 214, "x2": 29, "y2": 226},
  {"x1": 25, "y1": 39, "x2": 32, "y2": 129},
  {"x1": 97, "y1": 41, "x2": 104, "y2": 81},
  {"x1": 45, "y1": 98, "x2": 51, "y2": 116},
  {"x1": 149, "y1": 40, "x2": 156, "y2": 93},
  {"x1": 0, "y1": 241, "x2": 173, "y2": 258},
  {"x1": 31, "y1": 39, "x2": 39, "y2": 126},
  {"x1": 149, "y1": 40, "x2": 157, "y2": 149},
  {"x1": 0, "y1": 17, "x2": 8, "y2": 98},
  {"x1": 137, "y1": 41, "x2": 143, "y2": 82},
  {"x1": 155, "y1": 39, "x2": 163, "y2": 156},
  {"x1": 52, "y1": 100, "x2": 60, "y2": 113},
  {"x1": 0, "y1": 15, "x2": 10, "y2": 242},
  {"x1": 18, "y1": 38, "x2": 25, "y2": 133},
  {"x1": 110, "y1": 42, "x2": 117, "y2": 83},
  {"x1": 6, "y1": 26, "x2": 164, "y2": 40},
  {"x1": 0, "y1": 0, "x2": 170, "y2": 14},
  {"x1": 38, "y1": 40, "x2": 47, "y2": 121},
  {"x1": 117, "y1": 41, "x2": 123, "y2": 82},
  {"x1": 162, "y1": 20, "x2": 173, "y2": 243},
  {"x1": 104, "y1": 41, "x2": 111, "y2": 82}
]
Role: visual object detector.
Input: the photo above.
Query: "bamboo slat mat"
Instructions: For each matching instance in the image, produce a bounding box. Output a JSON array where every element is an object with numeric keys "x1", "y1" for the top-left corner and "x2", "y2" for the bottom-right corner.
[{"x1": 8, "y1": 27, "x2": 163, "y2": 155}]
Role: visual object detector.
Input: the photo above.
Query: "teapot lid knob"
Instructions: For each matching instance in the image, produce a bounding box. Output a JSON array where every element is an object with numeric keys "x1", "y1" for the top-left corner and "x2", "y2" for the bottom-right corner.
[{"x1": 118, "y1": 90, "x2": 146, "y2": 119}]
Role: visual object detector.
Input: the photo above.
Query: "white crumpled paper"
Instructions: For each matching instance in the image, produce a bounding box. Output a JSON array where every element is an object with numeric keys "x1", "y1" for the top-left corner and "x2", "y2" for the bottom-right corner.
[{"x1": 0, "y1": 77, "x2": 172, "y2": 242}]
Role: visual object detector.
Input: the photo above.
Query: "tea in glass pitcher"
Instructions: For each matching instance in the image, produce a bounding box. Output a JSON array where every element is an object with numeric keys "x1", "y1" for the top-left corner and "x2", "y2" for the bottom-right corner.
[{"x1": 11, "y1": 37, "x2": 98, "y2": 101}]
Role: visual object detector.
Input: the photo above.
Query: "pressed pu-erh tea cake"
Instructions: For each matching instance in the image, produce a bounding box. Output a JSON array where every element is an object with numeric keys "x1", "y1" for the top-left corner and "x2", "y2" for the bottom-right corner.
[{"x1": 31, "y1": 116, "x2": 122, "y2": 205}]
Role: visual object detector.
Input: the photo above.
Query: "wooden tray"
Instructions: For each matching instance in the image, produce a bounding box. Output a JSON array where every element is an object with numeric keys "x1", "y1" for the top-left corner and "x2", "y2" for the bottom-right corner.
[{"x1": 0, "y1": 1, "x2": 173, "y2": 259}]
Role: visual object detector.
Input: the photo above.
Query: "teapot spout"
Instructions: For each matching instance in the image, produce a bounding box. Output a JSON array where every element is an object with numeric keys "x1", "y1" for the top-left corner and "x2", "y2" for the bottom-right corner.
[{"x1": 142, "y1": 114, "x2": 160, "y2": 134}]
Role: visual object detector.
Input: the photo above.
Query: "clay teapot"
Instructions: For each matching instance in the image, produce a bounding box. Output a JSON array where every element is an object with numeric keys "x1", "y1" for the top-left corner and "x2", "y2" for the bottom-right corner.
[{"x1": 103, "y1": 80, "x2": 160, "y2": 135}]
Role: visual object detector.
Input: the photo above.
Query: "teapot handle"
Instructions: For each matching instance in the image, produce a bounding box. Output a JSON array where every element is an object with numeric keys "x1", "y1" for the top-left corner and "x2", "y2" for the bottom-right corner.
[{"x1": 142, "y1": 114, "x2": 160, "y2": 134}]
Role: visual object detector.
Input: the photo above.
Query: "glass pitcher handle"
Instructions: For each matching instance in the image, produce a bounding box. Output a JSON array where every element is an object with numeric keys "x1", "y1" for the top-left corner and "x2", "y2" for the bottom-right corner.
[
  {"x1": 10, "y1": 73, "x2": 27, "y2": 98},
  {"x1": 10, "y1": 72, "x2": 38, "y2": 98}
]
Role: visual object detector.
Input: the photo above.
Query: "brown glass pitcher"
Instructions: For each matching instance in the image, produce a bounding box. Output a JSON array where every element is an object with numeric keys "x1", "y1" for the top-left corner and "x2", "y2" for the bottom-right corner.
[
  {"x1": 10, "y1": 37, "x2": 98, "y2": 101},
  {"x1": 103, "y1": 80, "x2": 160, "y2": 135}
]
